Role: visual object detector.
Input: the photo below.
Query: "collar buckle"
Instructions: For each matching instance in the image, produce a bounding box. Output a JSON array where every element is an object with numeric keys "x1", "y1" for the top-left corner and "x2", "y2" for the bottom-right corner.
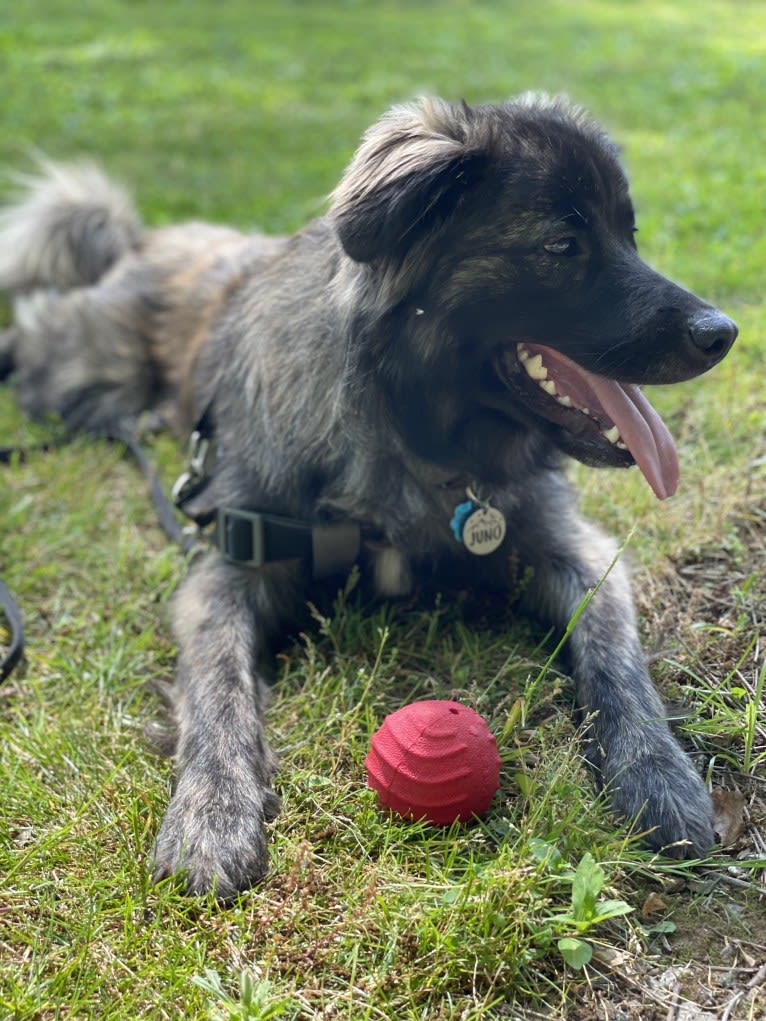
[{"x1": 172, "y1": 426, "x2": 214, "y2": 508}]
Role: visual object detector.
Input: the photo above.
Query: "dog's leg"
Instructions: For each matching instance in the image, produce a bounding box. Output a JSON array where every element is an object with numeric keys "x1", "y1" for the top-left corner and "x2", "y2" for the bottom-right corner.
[
  {"x1": 508, "y1": 477, "x2": 715, "y2": 857},
  {"x1": 152, "y1": 552, "x2": 300, "y2": 899}
]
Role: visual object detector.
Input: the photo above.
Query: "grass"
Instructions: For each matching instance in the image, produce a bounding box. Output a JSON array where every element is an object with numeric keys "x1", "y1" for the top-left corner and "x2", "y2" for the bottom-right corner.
[{"x1": 1, "y1": 1, "x2": 765, "y2": 1018}]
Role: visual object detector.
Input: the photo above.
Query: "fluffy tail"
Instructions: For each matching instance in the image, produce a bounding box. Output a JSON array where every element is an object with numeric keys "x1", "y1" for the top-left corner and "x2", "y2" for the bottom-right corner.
[{"x1": 0, "y1": 159, "x2": 141, "y2": 293}]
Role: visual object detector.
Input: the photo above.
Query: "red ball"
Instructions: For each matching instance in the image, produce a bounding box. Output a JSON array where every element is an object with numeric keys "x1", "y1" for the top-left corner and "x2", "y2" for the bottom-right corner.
[{"x1": 365, "y1": 700, "x2": 501, "y2": 825}]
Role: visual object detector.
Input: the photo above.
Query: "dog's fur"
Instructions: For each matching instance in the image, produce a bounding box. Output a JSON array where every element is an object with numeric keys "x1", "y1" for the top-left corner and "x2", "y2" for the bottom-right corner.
[{"x1": 0, "y1": 95, "x2": 737, "y2": 898}]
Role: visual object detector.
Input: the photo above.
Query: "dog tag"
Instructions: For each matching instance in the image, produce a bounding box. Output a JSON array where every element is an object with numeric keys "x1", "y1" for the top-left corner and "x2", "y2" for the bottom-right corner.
[
  {"x1": 461, "y1": 505, "x2": 506, "y2": 555},
  {"x1": 450, "y1": 497, "x2": 506, "y2": 556}
]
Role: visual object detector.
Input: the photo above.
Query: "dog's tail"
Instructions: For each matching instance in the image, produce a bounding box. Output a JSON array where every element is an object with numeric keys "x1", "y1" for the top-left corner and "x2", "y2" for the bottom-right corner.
[{"x1": 0, "y1": 159, "x2": 141, "y2": 293}]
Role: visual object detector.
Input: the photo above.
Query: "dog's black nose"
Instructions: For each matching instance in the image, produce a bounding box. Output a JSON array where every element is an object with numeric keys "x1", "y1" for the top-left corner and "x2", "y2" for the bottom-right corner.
[{"x1": 689, "y1": 310, "x2": 738, "y2": 361}]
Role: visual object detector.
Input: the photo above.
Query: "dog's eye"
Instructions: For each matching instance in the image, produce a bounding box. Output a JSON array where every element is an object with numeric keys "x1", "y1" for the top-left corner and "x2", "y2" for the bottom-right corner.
[{"x1": 544, "y1": 237, "x2": 578, "y2": 256}]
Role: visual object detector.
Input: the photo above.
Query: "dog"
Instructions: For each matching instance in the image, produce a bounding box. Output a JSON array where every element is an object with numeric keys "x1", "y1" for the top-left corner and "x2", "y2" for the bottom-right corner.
[{"x1": 0, "y1": 94, "x2": 737, "y2": 899}]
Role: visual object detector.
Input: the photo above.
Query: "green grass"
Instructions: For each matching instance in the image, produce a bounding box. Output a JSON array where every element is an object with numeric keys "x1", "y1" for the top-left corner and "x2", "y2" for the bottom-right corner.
[{"x1": 1, "y1": 2, "x2": 765, "y2": 1018}]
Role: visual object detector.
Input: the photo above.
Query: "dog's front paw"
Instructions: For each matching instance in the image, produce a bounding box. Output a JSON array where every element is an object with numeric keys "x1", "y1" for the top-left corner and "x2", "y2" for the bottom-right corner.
[
  {"x1": 152, "y1": 773, "x2": 280, "y2": 900},
  {"x1": 606, "y1": 741, "x2": 715, "y2": 858}
]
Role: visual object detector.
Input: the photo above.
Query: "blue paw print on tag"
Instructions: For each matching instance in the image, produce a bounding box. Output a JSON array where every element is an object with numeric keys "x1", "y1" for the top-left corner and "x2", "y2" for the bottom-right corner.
[{"x1": 450, "y1": 500, "x2": 476, "y2": 542}]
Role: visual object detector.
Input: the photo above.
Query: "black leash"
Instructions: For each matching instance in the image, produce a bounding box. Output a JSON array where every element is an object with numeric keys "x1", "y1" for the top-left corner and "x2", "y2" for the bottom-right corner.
[
  {"x1": 108, "y1": 424, "x2": 199, "y2": 556},
  {"x1": 1, "y1": 411, "x2": 361, "y2": 681},
  {"x1": 1, "y1": 439, "x2": 64, "y2": 680},
  {"x1": 0, "y1": 425, "x2": 200, "y2": 681},
  {"x1": 0, "y1": 440, "x2": 60, "y2": 464},
  {"x1": 0, "y1": 576, "x2": 23, "y2": 681}
]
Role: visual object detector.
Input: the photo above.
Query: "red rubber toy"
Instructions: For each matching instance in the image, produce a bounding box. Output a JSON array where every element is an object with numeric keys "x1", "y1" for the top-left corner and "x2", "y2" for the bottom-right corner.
[{"x1": 365, "y1": 700, "x2": 501, "y2": 825}]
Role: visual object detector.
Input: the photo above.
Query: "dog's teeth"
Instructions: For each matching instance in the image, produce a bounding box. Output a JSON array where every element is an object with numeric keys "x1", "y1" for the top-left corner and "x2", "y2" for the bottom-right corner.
[
  {"x1": 517, "y1": 345, "x2": 530, "y2": 362},
  {"x1": 524, "y1": 354, "x2": 547, "y2": 380},
  {"x1": 616, "y1": 440, "x2": 628, "y2": 450},
  {"x1": 602, "y1": 425, "x2": 621, "y2": 444},
  {"x1": 540, "y1": 379, "x2": 557, "y2": 395},
  {"x1": 556, "y1": 395, "x2": 572, "y2": 407}
]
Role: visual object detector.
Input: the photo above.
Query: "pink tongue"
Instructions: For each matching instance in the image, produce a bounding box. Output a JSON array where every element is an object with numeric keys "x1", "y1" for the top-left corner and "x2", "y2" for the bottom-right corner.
[
  {"x1": 586, "y1": 375, "x2": 679, "y2": 499},
  {"x1": 527, "y1": 345, "x2": 680, "y2": 500}
]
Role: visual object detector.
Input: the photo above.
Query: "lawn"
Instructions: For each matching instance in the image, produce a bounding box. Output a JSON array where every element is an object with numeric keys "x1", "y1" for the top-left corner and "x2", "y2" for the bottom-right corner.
[{"x1": 0, "y1": 1, "x2": 765, "y2": 1018}]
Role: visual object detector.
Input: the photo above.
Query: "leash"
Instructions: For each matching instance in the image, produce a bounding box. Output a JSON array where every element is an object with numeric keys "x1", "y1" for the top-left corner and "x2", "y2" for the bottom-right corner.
[
  {"x1": 0, "y1": 424, "x2": 199, "y2": 681},
  {"x1": 109, "y1": 423, "x2": 200, "y2": 556},
  {"x1": 0, "y1": 441, "x2": 60, "y2": 464},
  {"x1": 1, "y1": 409, "x2": 361, "y2": 680},
  {"x1": 0, "y1": 576, "x2": 23, "y2": 681},
  {"x1": 1, "y1": 438, "x2": 67, "y2": 679}
]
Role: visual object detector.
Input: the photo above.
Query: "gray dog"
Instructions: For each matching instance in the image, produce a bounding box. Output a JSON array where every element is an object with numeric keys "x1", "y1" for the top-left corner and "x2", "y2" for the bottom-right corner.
[{"x1": 0, "y1": 94, "x2": 737, "y2": 899}]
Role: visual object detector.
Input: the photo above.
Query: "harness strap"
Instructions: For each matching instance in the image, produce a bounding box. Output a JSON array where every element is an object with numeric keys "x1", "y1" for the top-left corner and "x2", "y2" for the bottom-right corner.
[
  {"x1": 215, "y1": 507, "x2": 361, "y2": 578},
  {"x1": 173, "y1": 404, "x2": 363, "y2": 578}
]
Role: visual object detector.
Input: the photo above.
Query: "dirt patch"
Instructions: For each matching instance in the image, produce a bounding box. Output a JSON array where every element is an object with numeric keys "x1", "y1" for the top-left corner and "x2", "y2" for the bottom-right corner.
[{"x1": 571, "y1": 502, "x2": 766, "y2": 1021}]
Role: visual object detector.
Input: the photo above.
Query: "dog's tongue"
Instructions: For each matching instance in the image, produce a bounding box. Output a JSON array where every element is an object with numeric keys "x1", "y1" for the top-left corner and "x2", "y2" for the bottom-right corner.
[
  {"x1": 527, "y1": 345, "x2": 680, "y2": 500},
  {"x1": 587, "y1": 374, "x2": 679, "y2": 499}
]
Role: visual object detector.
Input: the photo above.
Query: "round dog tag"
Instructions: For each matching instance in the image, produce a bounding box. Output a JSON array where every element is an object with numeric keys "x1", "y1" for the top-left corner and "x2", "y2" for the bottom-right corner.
[{"x1": 460, "y1": 505, "x2": 506, "y2": 555}]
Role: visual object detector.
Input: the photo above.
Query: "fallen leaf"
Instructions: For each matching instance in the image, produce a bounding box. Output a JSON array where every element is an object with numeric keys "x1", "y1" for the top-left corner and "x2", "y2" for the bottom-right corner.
[
  {"x1": 590, "y1": 945, "x2": 631, "y2": 968},
  {"x1": 712, "y1": 788, "x2": 747, "y2": 846},
  {"x1": 640, "y1": 891, "x2": 667, "y2": 918}
]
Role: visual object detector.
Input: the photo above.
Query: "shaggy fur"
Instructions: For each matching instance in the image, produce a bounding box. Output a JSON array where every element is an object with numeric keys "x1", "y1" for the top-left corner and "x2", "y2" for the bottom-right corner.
[{"x1": 0, "y1": 95, "x2": 737, "y2": 898}]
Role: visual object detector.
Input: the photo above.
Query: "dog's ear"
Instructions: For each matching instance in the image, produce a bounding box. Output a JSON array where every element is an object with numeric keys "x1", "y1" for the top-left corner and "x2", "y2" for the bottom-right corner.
[{"x1": 330, "y1": 99, "x2": 491, "y2": 263}]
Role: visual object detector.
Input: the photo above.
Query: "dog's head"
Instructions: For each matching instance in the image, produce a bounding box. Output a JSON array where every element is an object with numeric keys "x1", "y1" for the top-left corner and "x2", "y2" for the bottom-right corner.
[{"x1": 330, "y1": 96, "x2": 737, "y2": 499}]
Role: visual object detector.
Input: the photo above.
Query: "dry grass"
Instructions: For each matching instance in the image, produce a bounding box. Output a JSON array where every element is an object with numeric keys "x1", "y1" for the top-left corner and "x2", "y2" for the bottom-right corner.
[{"x1": 1, "y1": 2, "x2": 765, "y2": 1018}]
